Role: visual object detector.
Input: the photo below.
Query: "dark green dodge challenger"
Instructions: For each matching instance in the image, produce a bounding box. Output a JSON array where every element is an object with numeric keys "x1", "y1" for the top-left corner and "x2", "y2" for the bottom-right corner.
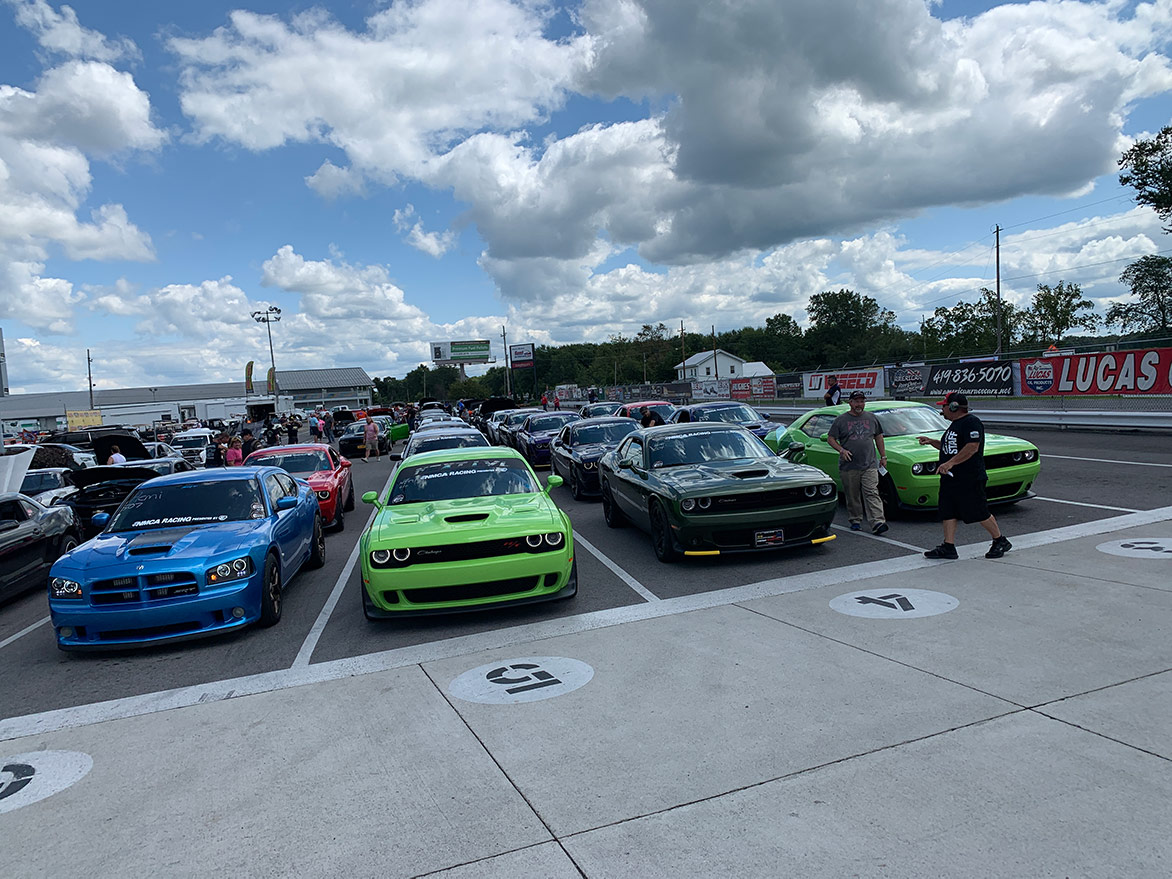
[{"x1": 599, "y1": 423, "x2": 838, "y2": 562}]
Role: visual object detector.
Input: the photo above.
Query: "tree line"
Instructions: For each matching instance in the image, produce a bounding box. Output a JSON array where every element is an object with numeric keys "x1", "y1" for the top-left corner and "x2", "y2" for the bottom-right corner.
[{"x1": 372, "y1": 131, "x2": 1172, "y2": 403}]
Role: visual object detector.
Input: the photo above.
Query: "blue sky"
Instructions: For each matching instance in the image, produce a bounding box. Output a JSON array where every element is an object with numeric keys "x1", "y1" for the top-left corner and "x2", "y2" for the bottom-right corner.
[{"x1": 2, "y1": 0, "x2": 1170, "y2": 393}]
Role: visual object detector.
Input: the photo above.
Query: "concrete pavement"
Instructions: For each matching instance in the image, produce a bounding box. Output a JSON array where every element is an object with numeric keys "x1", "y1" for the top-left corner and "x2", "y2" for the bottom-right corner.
[{"x1": 2, "y1": 509, "x2": 1170, "y2": 878}]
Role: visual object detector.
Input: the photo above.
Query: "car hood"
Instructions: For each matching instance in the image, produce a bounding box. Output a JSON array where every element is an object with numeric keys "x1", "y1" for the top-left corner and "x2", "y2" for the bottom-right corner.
[
  {"x1": 883, "y1": 433, "x2": 1037, "y2": 459},
  {"x1": 62, "y1": 522, "x2": 264, "y2": 572},
  {"x1": 70, "y1": 465, "x2": 161, "y2": 488},
  {"x1": 369, "y1": 494, "x2": 562, "y2": 545},
  {"x1": 571, "y1": 442, "x2": 615, "y2": 460},
  {"x1": 92, "y1": 433, "x2": 151, "y2": 462},
  {"x1": 652, "y1": 457, "x2": 829, "y2": 491}
]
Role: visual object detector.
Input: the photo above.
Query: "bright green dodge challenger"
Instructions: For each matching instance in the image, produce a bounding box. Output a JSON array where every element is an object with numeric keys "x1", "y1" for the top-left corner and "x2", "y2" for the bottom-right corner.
[
  {"x1": 359, "y1": 448, "x2": 576, "y2": 618},
  {"x1": 764, "y1": 400, "x2": 1040, "y2": 514}
]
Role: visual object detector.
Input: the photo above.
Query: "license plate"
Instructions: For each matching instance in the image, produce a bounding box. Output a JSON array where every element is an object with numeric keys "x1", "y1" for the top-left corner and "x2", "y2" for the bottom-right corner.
[
  {"x1": 754, "y1": 529, "x2": 785, "y2": 547},
  {"x1": 357, "y1": 443, "x2": 366, "y2": 449}
]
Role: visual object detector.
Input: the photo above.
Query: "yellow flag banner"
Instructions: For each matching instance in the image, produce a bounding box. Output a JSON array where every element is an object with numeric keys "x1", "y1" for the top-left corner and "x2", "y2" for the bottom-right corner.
[
  {"x1": 266, "y1": 366, "x2": 277, "y2": 394},
  {"x1": 244, "y1": 360, "x2": 255, "y2": 393}
]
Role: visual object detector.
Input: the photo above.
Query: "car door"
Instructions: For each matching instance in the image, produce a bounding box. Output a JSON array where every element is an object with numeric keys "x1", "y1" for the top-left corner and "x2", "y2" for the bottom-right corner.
[
  {"x1": 263, "y1": 473, "x2": 299, "y2": 573},
  {"x1": 551, "y1": 426, "x2": 572, "y2": 477},
  {"x1": 0, "y1": 498, "x2": 48, "y2": 600},
  {"x1": 797, "y1": 414, "x2": 841, "y2": 481},
  {"x1": 609, "y1": 437, "x2": 647, "y2": 522}
]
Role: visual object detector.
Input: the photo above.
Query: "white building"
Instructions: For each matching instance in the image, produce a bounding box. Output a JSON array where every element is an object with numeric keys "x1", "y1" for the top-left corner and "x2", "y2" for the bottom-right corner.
[{"x1": 674, "y1": 349, "x2": 747, "y2": 381}]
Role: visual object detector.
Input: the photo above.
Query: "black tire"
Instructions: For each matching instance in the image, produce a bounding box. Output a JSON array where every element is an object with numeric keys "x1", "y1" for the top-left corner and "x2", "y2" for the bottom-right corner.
[
  {"x1": 601, "y1": 480, "x2": 626, "y2": 528},
  {"x1": 569, "y1": 466, "x2": 584, "y2": 501},
  {"x1": 258, "y1": 554, "x2": 282, "y2": 627},
  {"x1": 650, "y1": 500, "x2": 679, "y2": 563},
  {"x1": 332, "y1": 499, "x2": 345, "y2": 531},
  {"x1": 57, "y1": 533, "x2": 79, "y2": 559},
  {"x1": 344, "y1": 479, "x2": 355, "y2": 512},
  {"x1": 307, "y1": 515, "x2": 326, "y2": 569},
  {"x1": 878, "y1": 473, "x2": 900, "y2": 520}
]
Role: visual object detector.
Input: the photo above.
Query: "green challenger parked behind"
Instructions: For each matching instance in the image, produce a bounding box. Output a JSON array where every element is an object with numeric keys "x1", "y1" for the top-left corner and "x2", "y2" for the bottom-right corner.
[
  {"x1": 764, "y1": 400, "x2": 1040, "y2": 515},
  {"x1": 359, "y1": 448, "x2": 576, "y2": 618}
]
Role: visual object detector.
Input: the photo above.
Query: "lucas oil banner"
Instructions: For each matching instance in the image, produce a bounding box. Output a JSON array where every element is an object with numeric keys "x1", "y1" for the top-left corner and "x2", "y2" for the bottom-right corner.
[{"x1": 1020, "y1": 348, "x2": 1172, "y2": 395}]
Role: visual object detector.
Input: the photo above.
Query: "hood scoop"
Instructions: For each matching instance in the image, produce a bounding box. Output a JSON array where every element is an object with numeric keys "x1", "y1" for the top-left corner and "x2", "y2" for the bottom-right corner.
[
  {"x1": 129, "y1": 544, "x2": 172, "y2": 555},
  {"x1": 444, "y1": 513, "x2": 490, "y2": 523},
  {"x1": 731, "y1": 468, "x2": 770, "y2": 479},
  {"x1": 124, "y1": 526, "x2": 195, "y2": 556}
]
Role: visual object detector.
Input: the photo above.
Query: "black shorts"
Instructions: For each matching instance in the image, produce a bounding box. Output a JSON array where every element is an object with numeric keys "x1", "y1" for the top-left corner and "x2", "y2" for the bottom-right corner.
[{"x1": 938, "y1": 475, "x2": 990, "y2": 524}]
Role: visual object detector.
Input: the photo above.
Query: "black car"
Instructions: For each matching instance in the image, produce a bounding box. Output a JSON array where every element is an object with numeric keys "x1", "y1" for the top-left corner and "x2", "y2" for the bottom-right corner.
[
  {"x1": 337, "y1": 421, "x2": 390, "y2": 457},
  {"x1": 515, "y1": 412, "x2": 581, "y2": 468},
  {"x1": 496, "y1": 408, "x2": 544, "y2": 449},
  {"x1": 55, "y1": 465, "x2": 162, "y2": 539},
  {"x1": 395, "y1": 426, "x2": 489, "y2": 461},
  {"x1": 669, "y1": 400, "x2": 775, "y2": 438},
  {"x1": 551, "y1": 417, "x2": 639, "y2": 499},
  {"x1": 1, "y1": 492, "x2": 82, "y2": 605}
]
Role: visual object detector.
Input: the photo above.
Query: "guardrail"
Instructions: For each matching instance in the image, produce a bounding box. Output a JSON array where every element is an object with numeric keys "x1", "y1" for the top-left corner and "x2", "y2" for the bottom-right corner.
[{"x1": 757, "y1": 406, "x2": 1172, "y2": 432}]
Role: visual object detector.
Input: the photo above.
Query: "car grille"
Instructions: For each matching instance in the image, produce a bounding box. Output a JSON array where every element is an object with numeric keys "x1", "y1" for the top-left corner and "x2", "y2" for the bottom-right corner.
[
  {"x1": 985, "y1": 452, "x2": 1036, "y2": 470},
  {"x1": 372, "y1": 537, "x2": 564, "y2": 568},
  {"x1": 694, "y1": 487, "x2": 830, "y2": 513},
  {"x1": 391, "y1": 574, "x2": 557, "y2": 605},
  {"x1": 711, "y1": 520, "x2": 821, "y2": 549},
  {"x1": 987, "y1": 482, "x2": 1026, "y2": 500},
  {"x1": 90, "y1": 572, "x2": 200, "y2": 605}
]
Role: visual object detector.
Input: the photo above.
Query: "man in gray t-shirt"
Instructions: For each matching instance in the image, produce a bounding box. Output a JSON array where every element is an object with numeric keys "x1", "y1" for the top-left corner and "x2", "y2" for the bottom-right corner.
[{"x1": 826, "y1": 391, "x2": 888, "y2": 534}]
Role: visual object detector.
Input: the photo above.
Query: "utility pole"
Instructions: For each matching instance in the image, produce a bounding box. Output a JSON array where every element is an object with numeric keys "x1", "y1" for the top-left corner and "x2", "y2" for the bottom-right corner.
[
  {"x1": 711, "y1": 325, "x2": 717, "y2": 379},
  {"x1": 994, "y1": 224, "x2": 1003, "y2": 357},
  {"x1": 87, "y1": 348, "x2": 94, "y2": 409},
  {"x1": 680, "y1": 320, "x2": 686, "y2": 380},
  {"x1": 501, "y1": 325, "x2": 511, "y2": 396},
  {"x1": 643, "y1": 351, "x2": 647, "y2": 383}
]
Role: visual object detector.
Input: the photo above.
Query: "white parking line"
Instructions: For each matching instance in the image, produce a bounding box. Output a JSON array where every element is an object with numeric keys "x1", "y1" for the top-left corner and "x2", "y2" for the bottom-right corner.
[
  {"x1": 830, "y1": 523, "x2": 927, "y2": 553},
  {"x1": 290, "y1": 467, "x2": 398, "y2": 669},
  {"x1": 0, "y1": 616, "x2": 49, "y2": 651},
  {"x1": 1035, "y1": 496, "x2": 1140, "y2": 513},
  {"x1": 6, "y1": 504, "x2": 1172, "y2": 742},
  {"x1": 1045, "y1": 454, "x2": 1172, "y2": 469},
  {"x1": 573, "y1": 531, "x2": 659, "y2": 602}
]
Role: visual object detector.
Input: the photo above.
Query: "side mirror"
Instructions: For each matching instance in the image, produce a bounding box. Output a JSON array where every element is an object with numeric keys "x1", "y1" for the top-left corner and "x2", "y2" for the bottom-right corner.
[
  {"x1": 390, "y1": 452, "x2": 402, "y2": 461},
  {"x1": 782, "y1": 441, "x2": 806, "y2": 463},
  {"x1": 92, "y1": 511, "x2": 111, "y2": 528},
  {"x1": 819, "y1": 433, "x2": 830, "y2": 443},
  {"x1": 276, "y1": 496, "x2": 298, "y2": 511},
  {"x1": 617, "y1": 459, "x2": 633, "y2": 470},
  {"x1": 546, "y1": 475, "x2": 563, "y2": 492},
  {"x1": 362, "y1": 490, "x2": 381, "y2": 509},
  {"x1": 340, "y1": 458, "x2": 352, "y2": 468}
]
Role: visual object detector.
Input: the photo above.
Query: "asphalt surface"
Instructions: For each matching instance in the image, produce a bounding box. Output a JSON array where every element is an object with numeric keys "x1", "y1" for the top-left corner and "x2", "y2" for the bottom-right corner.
[{"x1": 0, "y1": 427, "x2": 1167, "y2": 721}]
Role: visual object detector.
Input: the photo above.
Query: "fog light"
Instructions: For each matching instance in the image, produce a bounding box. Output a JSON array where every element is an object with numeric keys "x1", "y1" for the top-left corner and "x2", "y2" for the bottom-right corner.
[
  {"x1": 231, "y1": 607, "x2": 246, "y2": 619},
  {"x1": 917, "y1": 495, "x2": 929, "y2": 504},
  {"x1": 59, "y1": 627, "x2": 74, "y2": 638}
]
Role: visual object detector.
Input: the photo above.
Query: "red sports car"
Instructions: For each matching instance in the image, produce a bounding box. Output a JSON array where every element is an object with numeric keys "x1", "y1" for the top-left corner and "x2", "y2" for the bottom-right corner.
[
  {"x1": 614, "y1": 400, "x2": 675, "y2": 421},
  {"x1": 244, "y1": 443, "x2": 355, "y2": 530}
]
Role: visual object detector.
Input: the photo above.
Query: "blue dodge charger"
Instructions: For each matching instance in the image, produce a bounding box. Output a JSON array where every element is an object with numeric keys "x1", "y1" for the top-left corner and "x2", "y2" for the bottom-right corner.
[{"x1": 48, "y1": 467, "x2": 325, "y2": 651}]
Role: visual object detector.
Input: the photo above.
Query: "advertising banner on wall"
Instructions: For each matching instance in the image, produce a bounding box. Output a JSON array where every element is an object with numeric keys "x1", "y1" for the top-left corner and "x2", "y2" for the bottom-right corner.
[
  {"x1": 432, "y1": 340, "x2": 492, "y2": 363},
  {"x1": 730, "y1": 377, "x2": 778, "y2": 399},
  {"x1": 508, "y1": 343, "x2": 535, "y2": 368},
  {"x1": 925, "y1": 362, "x2": 1014, "y2": 397},
  {"x1": 692, "y1": 379, "x2": 731, "y2": 399},
  {"x1": 66, "y1": 409, "x2": 103, "y2": 429},
  {"x1": 773, "y1": 372, "x2": 803, "y2": 398},
  {"x1": 802, "y1": 369, "x2": 884, "y2": 399},
  {"x1": 1020, "y1": 348, "x2": 1172, "y2": 395},
  {"x1": 888, "y1": 365, "x2": 928, "y2": 397}
]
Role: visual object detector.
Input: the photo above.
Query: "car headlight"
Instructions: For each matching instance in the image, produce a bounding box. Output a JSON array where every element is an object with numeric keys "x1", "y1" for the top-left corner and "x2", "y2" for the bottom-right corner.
[
  {"x1": 316, "y1": 489, "x2": 331, "y2": 500},
  {"x1": 582, "y1": 460, "x2": 597, "y2": 470},
  {"x1": 371, "y1": 549, "x2": 391, "y2": 565},
  {"x1": 819, "y1": 483, "x2": 834, "y2": 496},
  {"x1": 697, "y1": 497, "x2": 711, "y2": 509},
  {"x1": 207, "y1": 556, "x2": 253, "y2": 585},
  {"x1": 912, "y1": 462, "x2": 938, "y2": 475},
  {"x1": 544, "y1": 532, "x2": 564, "y2": 546},
  {"x1": 50, "y1": 577, "x2": 83, "y2": 599},
  {"x1": 392, "y1": 547, "x2": 411, "y2": 562},
  {"x1": 1024, "y1": 449, "x2": 1037, "y2": 461},
  {"x1": 804, "y1": 485, "x2": 818, "y2": 497},
  {"x1": 681, "y1": 498, "x2": 696, "y2": 511},
  {"x1": 1012, "y1": 452, "x2": 1023, "y2": 462},
  {"x1": 526, "y1": 534, "x2": 544, "y2": 547}
]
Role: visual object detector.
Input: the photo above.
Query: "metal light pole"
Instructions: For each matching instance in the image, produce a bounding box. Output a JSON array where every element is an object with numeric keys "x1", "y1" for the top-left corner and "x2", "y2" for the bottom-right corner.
[{"x1": 251, "y1": 306, "x2": 281, "y2": 404}]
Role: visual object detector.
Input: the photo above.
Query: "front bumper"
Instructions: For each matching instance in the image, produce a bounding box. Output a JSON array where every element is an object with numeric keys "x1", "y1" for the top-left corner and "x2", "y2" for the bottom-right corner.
[
  {"x1": 889, "y1": 463, "x2": 1041, "y2": 509},
  {"x1": 49, "y1": 573, "x2": 263, "y2": 650},
  {"x1": 670, "y1": 498, "x2": 838, "y2": 555},
  {"x1": 361, "y1": 543, "x2": 575, "y2": 616}
]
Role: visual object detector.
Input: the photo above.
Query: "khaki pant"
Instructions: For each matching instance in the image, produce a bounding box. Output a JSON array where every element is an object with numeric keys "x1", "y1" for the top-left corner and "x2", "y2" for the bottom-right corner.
[{"x1": 841, "y1": 468, "x2": 885, "y2": 526}]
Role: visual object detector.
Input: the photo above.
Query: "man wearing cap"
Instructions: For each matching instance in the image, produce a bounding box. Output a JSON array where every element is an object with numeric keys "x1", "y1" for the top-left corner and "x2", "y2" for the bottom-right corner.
[
  {"x1": 917, "y1": 392, "x2": 1011, "y2": 560},
  {"x1": 827, "y1": 391, "x2": 888, "y2": 534},
  {"x1": 823, "y1": 375, "x2": 842, "y2": 406}
]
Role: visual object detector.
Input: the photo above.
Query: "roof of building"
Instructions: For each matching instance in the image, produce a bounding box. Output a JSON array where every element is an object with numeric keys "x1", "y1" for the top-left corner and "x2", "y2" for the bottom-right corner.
[
  {"x1": 0, "y1": 367, "x2": 373, "y2": 419},
  {"x1": 741, "y1": 361, "x2": 774, "y2": 377},
  {"x1": 674, "y1": 349, "x2": 746, "y2": 370}
]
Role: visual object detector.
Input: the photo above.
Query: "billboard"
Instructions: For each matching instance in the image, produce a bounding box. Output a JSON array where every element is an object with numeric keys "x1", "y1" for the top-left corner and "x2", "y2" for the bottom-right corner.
[
  {"x1": 888, "y1": 363, "x2": 1014, "y2": 397},
  {"x1": 509, "y1": 343, "x2": 535, "y2": 368},
  {"x1": 432, "y1": 340, "x2": 492, "y2": 363},
  {"x1": 803, "y1": 369, "x2": 884, "y2": 399},
  {"x1": 66, "y1": 409, "x2": 103, "y2": 429},
  {"x1": 730, "y1": 377, "x2": 777, "y2": 400},
  {"x1": 1020, "y1": 348, "x2": 1172, "y2": 395}
]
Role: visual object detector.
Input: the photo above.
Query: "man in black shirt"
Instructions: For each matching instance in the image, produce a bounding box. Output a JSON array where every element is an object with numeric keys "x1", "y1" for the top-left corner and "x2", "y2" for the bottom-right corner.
[
  {"x1": 240, "y1": 429, "x2": 258, "y2": 458},
  {"x1": 823, "y1": 375, "x2": 842, "y2": 406},
  {"x1": 917, "y1": 392, "x2": 1011, "y2": 559}
]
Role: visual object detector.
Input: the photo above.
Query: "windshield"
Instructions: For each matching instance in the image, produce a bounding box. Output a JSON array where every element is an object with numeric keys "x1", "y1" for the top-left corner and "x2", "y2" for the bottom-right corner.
[
  {"x1": 413, "y1": 435, "x2": 488, "y2": 454},
  {"x1": 506, "y1": 411, "x2": 537, "y2": 426},
  {"x1": 528, "y1": 416, "x2": 576, "y2": 432},
  {"x1": 173, "y1": 436, "x2": 210, "y2": 448},
  {"x1": 876, "y1": 407, "x2": 949, "y2": 437},
  {"x1": 647, "y1": 429, "x2": 772, "y2": 468},
  {"x1": 120, "y1": 461, "x2": 176, "y2": 475},
  {"x1": 693, "y1": 404, "x2": 760, "y2": 424},
  {"x1": 389, "y1": 458, "x2": 540, "y2": 504},
  {"x1": 573, "y1": 422, "x2": 638, "y2": 446},
  {"x1": 108, "y1": 479, "x2": 266, "y2": 532},
  {"x1": 21, "y1": 472, "x2": 63, "y2": 493},
  {"x1": 248, "y1": 451, "x2": 332, "y2": 473},
  {"x1": 344, "y1": 423, "x2": 366, "y2": 435}
]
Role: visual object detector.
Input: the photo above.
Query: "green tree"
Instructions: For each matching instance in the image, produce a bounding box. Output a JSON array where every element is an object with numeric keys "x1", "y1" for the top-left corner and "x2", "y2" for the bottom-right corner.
[
  {"x1": 1110, "y1": 255, "x2": 1172, "y2": 335},
  {"x1": 1025, "y1": 281, "x2": 1099, "y2": 345},
  {"x1": 921, "y1": 288, "x2": 1024, "y2": 357},
  {"x1": 803, "y1": 288, "x2": 913, "y2": 365},
  {"x1": 1119, "y1": 126, "x2": 1172, "y2": 232}
]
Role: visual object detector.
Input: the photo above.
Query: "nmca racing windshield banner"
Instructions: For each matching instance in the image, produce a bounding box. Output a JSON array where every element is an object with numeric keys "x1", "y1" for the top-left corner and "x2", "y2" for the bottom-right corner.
[{"x1": 1020, "y1": 348, "x2": 1172, "y2": 395}]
